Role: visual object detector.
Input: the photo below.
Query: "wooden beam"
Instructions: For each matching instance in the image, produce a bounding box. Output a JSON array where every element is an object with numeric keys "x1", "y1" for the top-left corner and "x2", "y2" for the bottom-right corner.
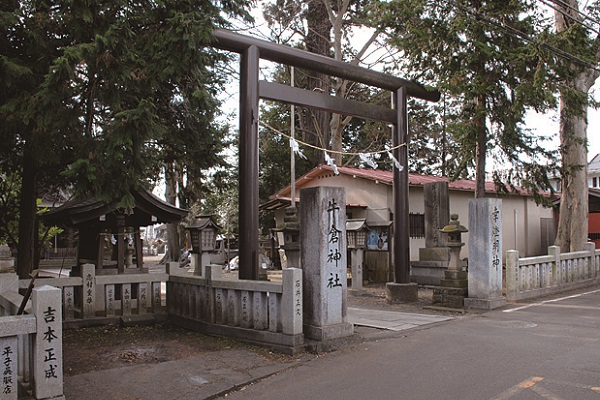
[{"x1": 259, "y1": 81, "x2": 397, "y2": 124}]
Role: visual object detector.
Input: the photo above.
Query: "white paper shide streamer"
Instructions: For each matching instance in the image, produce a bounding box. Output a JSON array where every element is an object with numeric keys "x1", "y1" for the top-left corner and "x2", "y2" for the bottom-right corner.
[
  {"x1": 323, "y1": 151, "x2": 339, "y2": 175},
  {"x1": 290, "y1": 138, "x2": 306, "y2": 159},
  {"x1": 359, "y1": 153, "x2": 378, "y2": 169},
  {"x1": 388, "y1": 151, "x2": 404, "y2": 171}
]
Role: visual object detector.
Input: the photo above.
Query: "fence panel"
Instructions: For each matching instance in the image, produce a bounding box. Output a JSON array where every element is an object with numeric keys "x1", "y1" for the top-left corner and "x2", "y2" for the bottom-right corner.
[
  {"x1": 506, "y1": 244, "x2": 600, "y2": 301},
  {"x1": 168, "y1": 265, "x2": 303, "y2": 353}
]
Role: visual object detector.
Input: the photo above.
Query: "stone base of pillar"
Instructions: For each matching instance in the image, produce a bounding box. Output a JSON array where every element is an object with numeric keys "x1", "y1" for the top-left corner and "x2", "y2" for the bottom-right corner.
[
  {"x1": 433, "y1": 286, "x2": 468, "y2": 309},
  {"x1": 304, "y1": 322, "x2": 354, "y2": 341},
  {"x1": 463, "y1": 297, "x2": 506, "y2": 310},
  {"x1": 385, "y1": 282, "x2": 418, "y2": 303},
  {"x1": 432, "y1": 270, "x2": 468, "y2": 309}
]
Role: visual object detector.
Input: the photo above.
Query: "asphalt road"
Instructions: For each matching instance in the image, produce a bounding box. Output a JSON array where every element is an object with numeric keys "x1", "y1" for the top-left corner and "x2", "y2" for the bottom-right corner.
[{"x1": 222, "y1": 287, "x2": 600, "y2": 400}]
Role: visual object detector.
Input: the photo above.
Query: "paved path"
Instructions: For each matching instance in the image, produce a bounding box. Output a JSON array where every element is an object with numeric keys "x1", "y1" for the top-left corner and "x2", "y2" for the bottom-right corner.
[
  {"x1": 220, "y1": 287, "x2": 600, "y2": 400},
  {"x1": 63, "y1": 286, "x2": 600, "y2": 400},
  {"x1": 64, "y1": 306, "x2": 451, "y2": 399},
  {"x1": 348, "y1": 307, "x2": 453, "y2": 331}
]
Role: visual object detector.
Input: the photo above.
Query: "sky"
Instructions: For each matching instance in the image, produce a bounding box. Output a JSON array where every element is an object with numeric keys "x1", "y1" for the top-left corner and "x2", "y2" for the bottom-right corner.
[{"x1": 526, "y1": 101, "x2": 600, "y2": 163}]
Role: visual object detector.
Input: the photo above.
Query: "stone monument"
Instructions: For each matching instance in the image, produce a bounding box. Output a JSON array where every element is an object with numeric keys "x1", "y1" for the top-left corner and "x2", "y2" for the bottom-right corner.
[
  {"x1": 464, "y1": 198, "x2": 507, "y2": 310},
  {"x1": 410, "y1": 181, "x2": 450, "y2": 285},
  {"x1": 300, "y1": 186, "x2": 353, "y2": 341}
]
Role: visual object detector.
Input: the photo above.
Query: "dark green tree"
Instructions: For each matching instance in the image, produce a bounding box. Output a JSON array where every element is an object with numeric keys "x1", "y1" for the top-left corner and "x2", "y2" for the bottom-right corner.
[
  {"x1": 372, "y1": 0, "x2": 558, "y2": 199},
  {"x1": 1, "y1": 0, "x2": 251, "y2": 277}
]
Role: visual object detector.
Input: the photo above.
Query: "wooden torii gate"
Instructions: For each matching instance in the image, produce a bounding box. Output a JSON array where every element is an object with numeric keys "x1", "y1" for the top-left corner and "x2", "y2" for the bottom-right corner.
[{"x1": 211, "y1": 30, "x2": 440, "y2": 291}]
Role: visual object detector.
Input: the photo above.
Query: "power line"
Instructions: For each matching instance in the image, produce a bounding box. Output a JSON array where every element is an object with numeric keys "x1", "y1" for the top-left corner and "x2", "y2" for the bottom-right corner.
[
  {"x1": 548, "y1": 0, "x2": 600, "y2": 27},
  {"x1": 443, "y1": 0, "x2": 600, "y2": 72},
  {"x1": 538, "y1": 0, "x2": 598, "y2": 32}
]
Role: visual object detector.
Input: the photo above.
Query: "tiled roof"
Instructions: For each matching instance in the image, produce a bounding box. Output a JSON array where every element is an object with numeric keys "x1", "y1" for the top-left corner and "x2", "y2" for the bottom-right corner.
[
  {"x1": 274, "y1": 164, "x2": 537, "y2": 198},
  {"x1": 589, "y1": 154, "x2": 600, "y2": 174},
  {"x1": 43, "y1": 189, "x2": 187, "y2": 226}
]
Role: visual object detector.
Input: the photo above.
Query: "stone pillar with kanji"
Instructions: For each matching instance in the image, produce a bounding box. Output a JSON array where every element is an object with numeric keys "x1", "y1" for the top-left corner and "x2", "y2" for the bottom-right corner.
[
  {"x1": 464, "y1": 198, "x2": 507, "y2": 310},
  {"x1": 300, "y1": 187, "x2": 353, "y2": 341}
]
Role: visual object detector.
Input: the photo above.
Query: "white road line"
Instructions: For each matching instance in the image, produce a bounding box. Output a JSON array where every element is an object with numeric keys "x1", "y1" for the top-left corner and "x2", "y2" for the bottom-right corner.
[{"x1": 503, "y1": 288, "x2": 600, "y2": 313}]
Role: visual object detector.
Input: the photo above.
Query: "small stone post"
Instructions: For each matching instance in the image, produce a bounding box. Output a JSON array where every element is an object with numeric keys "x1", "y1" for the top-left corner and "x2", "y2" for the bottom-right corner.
[
  {"x1": 80, "y1": 263, "x2": 96, "y2": 319},
  {"x1": 32, "y1": 285, "x2": 64, "y2": 400},
  {"x1": 281, "y1": 268, "x2": 303, "y2": 336},
  {"x1": 464, "y1": 198, "x2": 507, "y2": 310},
  {"x1": 0, "y1": 333, "x2": 18, "y2": 400},
  {"x1": 300, "y1": 187, "x2": 353, "y2": 341}
]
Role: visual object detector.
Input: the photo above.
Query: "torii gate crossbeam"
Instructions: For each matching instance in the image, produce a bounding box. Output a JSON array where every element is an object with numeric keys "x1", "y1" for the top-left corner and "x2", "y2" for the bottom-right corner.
[{"x1": 211, "y1": 29, "x2": 440, "y2": 284}]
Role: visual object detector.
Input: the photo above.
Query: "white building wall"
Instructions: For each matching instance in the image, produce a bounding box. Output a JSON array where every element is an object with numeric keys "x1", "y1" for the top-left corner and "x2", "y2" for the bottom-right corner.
[{"x1": 275, "y1": 173, "x2": 554, "y2": 263}]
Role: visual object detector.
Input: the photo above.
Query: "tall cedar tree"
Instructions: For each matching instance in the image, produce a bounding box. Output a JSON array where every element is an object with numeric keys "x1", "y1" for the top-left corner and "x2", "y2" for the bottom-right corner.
[
  {"x1": 263, "y1": 0, "x2": 391, "y2": 166},
  {"x1": 373, "y1": 0, "x2": 557, "y2": 199},
  {"x1": 552, "y1": 0, "x2": 600, "y2": 252},
  {"x1": 1, "y1": 0, "x2": 251, "y2": 277}
]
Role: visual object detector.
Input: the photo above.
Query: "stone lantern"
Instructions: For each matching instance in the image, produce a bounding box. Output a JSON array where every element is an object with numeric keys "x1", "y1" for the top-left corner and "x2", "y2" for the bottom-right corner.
[
  {"x1": 186, "y1": 215, "x2": 221, "y2": 276},
  {"x1": 347, "y1": 219, "x2": 369, "y2": 295},
  {"x1": 433, "y1": 213, "x2": 469, "y2": 308},
  {"x1": 274, "y1": 207, "x2": 301, "y2": 269},
  {"x1": 440, "y1": 214, "x2": 468, "y2": 272}
]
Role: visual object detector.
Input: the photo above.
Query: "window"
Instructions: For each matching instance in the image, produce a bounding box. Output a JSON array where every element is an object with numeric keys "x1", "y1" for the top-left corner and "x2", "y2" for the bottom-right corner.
[
  {"x1": 409, "y1": 213, "x2": 425, "y2": 239},
  {"x1": 594, "y1": 177, "x2": 598, "y2": 188}
]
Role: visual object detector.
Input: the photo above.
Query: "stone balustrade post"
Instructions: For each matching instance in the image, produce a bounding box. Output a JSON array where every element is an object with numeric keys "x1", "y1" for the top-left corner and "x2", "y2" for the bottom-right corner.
[
  {"x1": 505, "y1": 250, "x2": 519, "y2": 301},
  {"x1": 584, "y1": 242, "x2": 595, "y2": 279},
  {"x1": 205, "y1": 265, "x2": 222, "y2": 324},
  {"x1": 548, "y1": 246, "x2": 561, "y2": 285}
]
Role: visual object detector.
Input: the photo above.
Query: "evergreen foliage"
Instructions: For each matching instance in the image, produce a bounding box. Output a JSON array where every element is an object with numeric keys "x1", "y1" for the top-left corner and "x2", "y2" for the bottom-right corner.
[
  {"x1": 0, "y1": 0, "x2": 252, "y2": 275},
  {"x1": 371, "y1": 0, "x2": 559, "y2": 199}
]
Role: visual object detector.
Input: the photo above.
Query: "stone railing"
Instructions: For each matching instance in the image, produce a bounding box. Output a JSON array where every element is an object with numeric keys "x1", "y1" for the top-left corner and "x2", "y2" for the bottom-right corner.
[
  {"x1": 19, "y1": 263, "x2": 168, "y2": 328},
  {"x1": 12, "y1": 263, "x2": 303, "y2": 353},
  {"x1": 168, "y1": 265, "x2": 304, "y2": 354},
  {"x1": 0, "y1": 274, "x2": 65, "y2": 400},
  {"x1": 506, "y1": 244, "x2": 600, "y2": 301}
]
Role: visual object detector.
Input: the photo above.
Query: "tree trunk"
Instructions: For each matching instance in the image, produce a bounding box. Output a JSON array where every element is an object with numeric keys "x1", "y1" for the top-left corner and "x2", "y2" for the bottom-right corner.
[
  {"x1": 17, "y1": 150, "x2": 38, "y2": 278},
  {"x1": 553, "y1": 0, "x2": 599, "y2": 252},
  {"x1": 302, "y1": 0, "x2": 331, "y2": 164},
  {"x1": 555, "y1": 71, "x2": 595, "y2": 252},
  {"x1": 474, "y1": 94, "x2": 487, "y2": 198},
  {"x1": 328, "y1": 0, "x2": 346, "y2": 158},
  {"x1": 165, "y1": 163, "x2": 180, "y2": 262}
]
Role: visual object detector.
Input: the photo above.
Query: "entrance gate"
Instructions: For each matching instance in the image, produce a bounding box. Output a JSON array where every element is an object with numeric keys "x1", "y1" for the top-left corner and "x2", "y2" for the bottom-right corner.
[{"x1": 211, "y1": 29, "x2": 440, "y2": 286}]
